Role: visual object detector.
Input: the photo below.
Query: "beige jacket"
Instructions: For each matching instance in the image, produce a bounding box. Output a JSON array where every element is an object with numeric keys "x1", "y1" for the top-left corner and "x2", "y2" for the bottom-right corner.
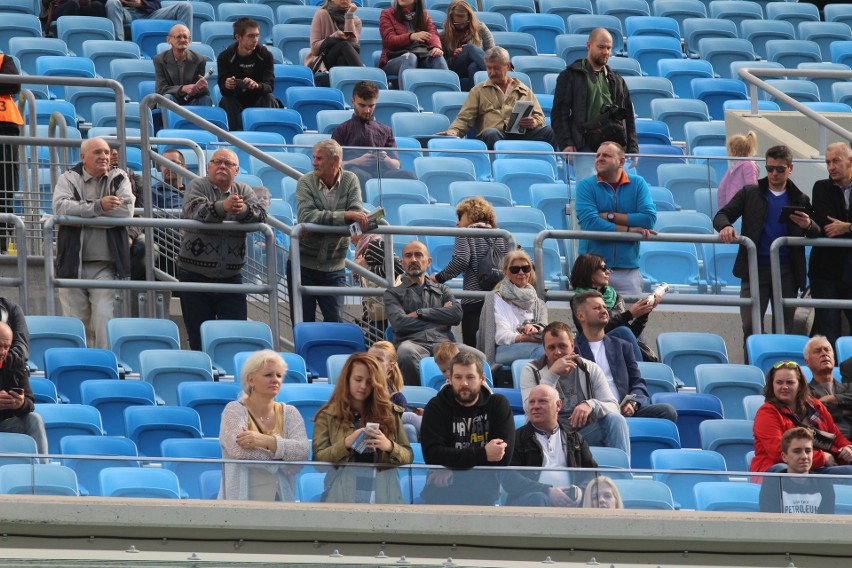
[{"x1": 447, "y1": 77, "x2": 546, "y2": 137}]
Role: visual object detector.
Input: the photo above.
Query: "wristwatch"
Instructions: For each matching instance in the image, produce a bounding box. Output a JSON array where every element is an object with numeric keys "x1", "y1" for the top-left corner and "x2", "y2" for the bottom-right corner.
[
  {"x1": 606, "y1": 212, "x2": 615, "y2": 221},
  {"x1": 416, "y1": 309, "x2": 424, "y2": 320}
]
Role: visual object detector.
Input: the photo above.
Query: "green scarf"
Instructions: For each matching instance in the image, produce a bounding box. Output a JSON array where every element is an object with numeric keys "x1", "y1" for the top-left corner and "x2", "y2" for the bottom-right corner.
[{"x1": 575, "y1": 285, "x2": 618, "y2": 309}]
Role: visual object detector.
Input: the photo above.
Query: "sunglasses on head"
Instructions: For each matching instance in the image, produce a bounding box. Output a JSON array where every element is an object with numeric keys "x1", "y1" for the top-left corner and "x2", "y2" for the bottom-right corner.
[
  {"x1": 765, "y1": 165, "x2": 788, "y2": 173},
  {"x1": 509, "y1": 265, "x2": 532, "y2": 274},
  {"x1": 773, "y1": 360, "x2": 799, "y2": 369}
]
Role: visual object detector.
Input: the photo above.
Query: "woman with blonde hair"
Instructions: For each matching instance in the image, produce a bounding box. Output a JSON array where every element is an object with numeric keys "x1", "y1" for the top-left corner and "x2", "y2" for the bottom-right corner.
[
  {"x1": 219, "y1": 350, "x2": 310, "y2": 501},
  {"x1": 439, "y1": 1, "x2": 494, "y2": 89},
  {"x1": 431, "y1": 196, "x2": 509, "y2": 347},
  {"x1": 583, "y1": 476, "x2": 624, "y2": 509},
  {"x1": 368, "y1": 341, "x2": 423, "y2": 441},
  {"x1": 478, "y1": 249, "x2": 548, "y2": 365},
  {"x1": 717, "y1": 131, "x2": 758, "y2": 208},
  {"x1": 312, "y1": 352, "x2": 413, "y2": 503}
]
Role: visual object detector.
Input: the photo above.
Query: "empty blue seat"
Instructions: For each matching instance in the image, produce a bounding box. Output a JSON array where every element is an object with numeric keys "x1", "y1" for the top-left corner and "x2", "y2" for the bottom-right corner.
[
  {"x1": 657, "y1": 60, "x2": 714, "y2": 101},
  {"x1": 693, "y1": 481, "x2": 761, "y2": 512},
  {"x1": 324, "y1": 353, "x2": 350, "y2": 385},
  {"x1": 589, "y1": 446, "x2": 631, "y2": 478},
  {"x1": 746, "y1": 334, "x2": 809, "y2": 373},
  {"x1": 285, "y1": 87, "x2": 345, "y2": 130},
  {"x1": 420, "y1": 357, "x2": 446, "y2": 390},
  {"x1": 765, "y1": 1, "x2": 819, "y2": 30},
  {"x1": 44, "y1": 348, "x2": 119, "y2": 404},
  {"x1": 0, "y1": 433, "x2": 37, "y2": 467},
  {"x1": 684, "y1": 121, "x2": 727, "y2": 154},
  {"x1": 488, "y1": 31, "x2": 538, "y2": 58},
  {"x1": 241, "y1": 108, "x2": 304, "y2": 143},
  {"x1": 708, "y1": 1, "x2": 763, "y2": 34},
  {"x1": 694, "y1": 364, "x2": 767, "y2": 420},
  {"x1": 652, "y1": 393, "x2": 724, "y2": 448},
  {"x1": 449, "y1": 181, "x2": 513, "y2": 208},
  {"x1": 697, "y1": 38, "x2": 756, "y2": 80},
  {"x1": 635, "y1": 120, "x2": 671, "y2": 146},
  {"x1": 374, "y1": 89, "x2": 420, "y2": 125},
  {"x1": 649, "y1": 185, "x2": 677, "y2": 212},
  {"x1": 625, "y1": 15, "x2": 680, "y2": 41},
  {"x1": 613, "y1": 479, "x2": 675, "y2": 510},
  {"x1": 109, "y1": 58, "x2": 156, "y2": 102},
  {"x1": 277, "y1": 383, "x2": 335, "y2": 437},
  {"x1": 57, "y1": 15, "x2": 114, "y2": 57},
  {"x1": 765, "y1": 40, "x2": 822, "y2": 70},
  {"x1": 80, "y1": 379, "x2": 156, "y2": 437},
  {"x1": 699, "y1": 419, "x2": 755, "y2": 472},
  {"x1": 627, "y1": 36, "x2": 683, "y2": 78},
  {"x1": 401, "y1": 386, "x2": 438, "y2": 409},
  {"x1": 35, "y1": 55, "x2": 96, "y2": 100},
  {"x1": 161, "y1": 438, "x2": 222, "y2": 499},
  {"x1": 482, "y1": 0, "x2": 536, "y2": 23},
  {"x1": 9, "y1": 37, "x2": 69, "y2": 75},
  {"x1": 0, "y1": 14, "x2": 44, "y2": 54},
  {"x1": 139, "y1": 349, "x2": 215, "y2": 406},
  {"x1": 682, "y1": 18, "x2": 737, "y2": 59},
  {"x1": 83, "y1": 39, "x2": 141, "y2": 79},
  {"x1": 99, "y1": 466, "x2": 181, "y2": 499},
  {"x1": 59, "y1": 435, "x2": 139, "y2": 496},
  {"x1": 124, "y1": 406, "x2": 203, "y2": 457},
  {"x1": 622, "y1": 76, "x2": 675, "y2": 119},
  {"x1": 402, "y1": 69, "x2": 461, "y2": 113},
  {"x1": 597, "y1": 0, "x2": 650, "y2": 30},
  {"x1": 37, "y1": 403, "x2": 103, "y2": 454},
  {"x1": 650, "y1": 98, "x2": 710, "y2": 144},
  {"x1": 29, "y1": 378, "x2": 58, "y2": 404},
  {"x1": 293, "y1": 322, "x2": 366, "y2": 379},
  {"x1": 509, "y1": 13, "x2": 565, "y2": 55},
  {"x1": 640, "y1": 241, "x2": 708, "y2": 294},
  {"x1": 491, "y1": 158, "x2": 556, "y2": 207},
  {"x1": 511, "y1": 55, "x2": 566, "y2": 94},
  {"x1": 608, "y1": 57, "x2": 642, "y2": 78},
  {"x1": 530, "y1": 183, "x2": 570, "y2": 234},
  {"x1": 743, "y1": 394, "x2": 764, "y2": 421},
  {"x1": 106, "y1": 317, "x2": 180, "y2": 374},
  {"x1": 200, "y1": 320, "x2": 274, "y2": 377},
  {"x1": 656, "y1": 332, "x2": 728, "y2": 389},
  {"x1": 626, "y1": 416, "x2": 681, "y2": 470},
  {"x1": 740, "y1": 20, "x2": 795, "y2": 61},
  {"x1": 798, "y1": 63, "x2": 852, "y2": 104},
  {"x1": 636, "y1": 361, "x2": 678, "y2": 396},
  {"x1": 653, "y1": 0, "x2": 706, "y2": 30},
  {"x1": 555, "y1": 33, "x2": 592, "y2": 66},
  {"x1": 651, "y1": 448, "x2": 728, "y2": 510},
  {"x1": 832, "y1": 42, "x2": 852, "y2": 70},
  {"x1": 276, "y1": 4, "x2": 320, "y2": 25},
  {"x1": 414, "y1": 156, "x2": 476, "y2": 204},
  {"x1": 364, "y1": 179, "x2": 431, "y2": 225},
  {"x1": 390, "y1": 112, "x2": 450, "y2": 142},
  {"x1": 426, "y1": 138, "x2": 491, "y2": 181},
  {"x1": 25, "y1": 315, "x2": 86, "y2": 373},
  {"x1": 271, "y1": 63, "x2": 314, "y2": 102},
  {"x1": 0, "y1": 464, "x2": 79, "y2": 496},
  {"x1": 633, "y1": 144, "x2": 684, "y2": 186},
  {"x1": 762, "y1": 79, "x2": 820, "y2": 111},
  {"x1": 691, "y1": 78, "x2": 748, "y2": 121}
]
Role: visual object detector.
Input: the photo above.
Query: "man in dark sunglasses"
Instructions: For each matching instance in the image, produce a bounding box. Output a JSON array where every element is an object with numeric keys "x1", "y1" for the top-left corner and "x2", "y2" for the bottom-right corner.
[{"x1": 714, "y1": 145, "x2": 819, "y2": 359}]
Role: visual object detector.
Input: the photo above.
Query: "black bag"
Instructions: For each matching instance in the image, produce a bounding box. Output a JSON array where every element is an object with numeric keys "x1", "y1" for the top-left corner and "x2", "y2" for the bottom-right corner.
[
  {"x1": 476, "y1": 237, "x2": 505, "y2": 291},
  {"x1": 785, "y1": 407, "x2": 837, "y2": 452},
  {"x1": 582, "y1": 105, "x2": 628, "y2": 151},
  {"x1": 387, "y1": 44, "x2": 431, "y2": 60}
]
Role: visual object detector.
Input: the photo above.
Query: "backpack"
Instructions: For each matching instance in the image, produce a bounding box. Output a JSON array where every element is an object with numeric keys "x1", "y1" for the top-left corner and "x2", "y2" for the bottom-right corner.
[{"x1": 476, "y1": 237, "x2": 505, "y2": 291}]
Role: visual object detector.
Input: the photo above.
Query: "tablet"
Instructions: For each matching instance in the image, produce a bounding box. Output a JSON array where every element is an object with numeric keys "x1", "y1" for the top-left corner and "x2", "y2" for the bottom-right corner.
[{"x1": 778, "y1": 205, "x2": 812, "y2": 223}]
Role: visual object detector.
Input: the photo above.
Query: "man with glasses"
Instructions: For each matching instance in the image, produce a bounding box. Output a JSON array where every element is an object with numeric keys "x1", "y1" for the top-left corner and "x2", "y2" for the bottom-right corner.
[
  {"x1": 217, "y1": 17, "x2": 279, "y2": 131},
  {"x1": 104, "y1": 0, "x2": 192, "y2": 42},
  {"x1": 714, "y1": 145, "x2": 819, "y2": 358},
  {"x1": 575, "y1": 141, "x2": 657, "y2": 297},
  {"x1": 153, "y1": 24, "x2": 212, "y2": 107},
  {"x1": 808, "y1": 142, "x2": 852, "y2": 350},
  {"x1": 177, "y1": 148, "x2": 265, "y2": 350}
]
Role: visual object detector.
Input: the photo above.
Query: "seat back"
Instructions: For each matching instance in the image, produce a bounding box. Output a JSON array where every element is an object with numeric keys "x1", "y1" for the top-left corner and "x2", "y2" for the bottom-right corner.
[
  {"x1": 200, "y1": 320, "x2": 274, "y2": 377},
  {"x1": 80, "y1": 379, "x2": 156, "y2": 437},
  {"x1": 626, "y1": 416, "x2": 681, "y2": 470},
  {"x1": 656, "y1": 332, "x2": 729, "y2": 388},
  {"x1": 161, "y1": 438, "x2": 222, "y2": 499},
  {"x1": 694, "y1": 364, "x2": 765, "y2": 420},
  {"x1": 277, "y1": 383, "x2": 335, "y2": 437},
  {"x1": 699, "y1": 419, "x2": 755, "y2": 472},
  {"x1": 0, "y1": 463, "x2": 79, "y2": 496},
  {"x1": 177, "y1": 381, "x2": 242, "y2": 438},
  {"x1": 59, "y1": 435, "x2": 139, "y2": 496},
  {"x1": 745, "y1": 334, "x2": 809, "y2": 373},
  {"x1": 636, "y1": 362, "x2": 678, "y2": 397},
  {"x1": 106, "y1": 318, "x2": 180, "y2": 374},
  {"x1": 613, "y1": 479, "x2": 675, "y2": 510},
  {"x1": 44, "y1": 348, "x2": 120, "y2": 404},
  {"x1": 693, "y1": 481, "x2": 761, "y2": 512},
  {"x1": 139, "y1": 350, "x2": 215, "y2": 406},
  {"x1": 99, "y1": 467, "x2": 181, "y2": 499},
  {"x1": 293, "y1": 322, "x2": 366, "y2": 379},
  {"x1": 652, "y1": 393, "x2": 725, "y2": 448},
  {"x1": 0, "y1": 433, "x2": 38, "y2": 467},
  {"x1": 25, "y1": 315, "x2": 86, "y2": 373},
  {"x1": 37, "y1": 403, "x2": 103, "y2": 454},
  {"x1": 651, "y1": 448, "x2": 728, "y2": 510},
  {"x1": 124, "y1": 406, "x2": 203, "y2": 457}
]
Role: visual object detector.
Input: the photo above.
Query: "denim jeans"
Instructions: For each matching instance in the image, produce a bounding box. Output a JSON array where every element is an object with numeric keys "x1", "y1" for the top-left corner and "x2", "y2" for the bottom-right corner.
[
  {"x1": 495, "y1": 342, "x2": 544, "y2": 365},
  {"x1": 286, "y1": 260, "x2": 346, "y2": 324},
  {"x1": 450, "y1": 43, "x2": 485, "y2": 89},
  {"x1": 577, "y1": 412, "x2": 631, "y2": 462},
  {"x1": 384, "y1": 52, "x2": 448, "y2": 84},
  {"x1": 0, "y1": 413, "x2": 48, "y2": 455},
  {"x1": 178, "y1": 269, "x2": 246, "y2": 351},
  {"x1": 104, "y1": 0, "x2": 193, "y2": 41}
]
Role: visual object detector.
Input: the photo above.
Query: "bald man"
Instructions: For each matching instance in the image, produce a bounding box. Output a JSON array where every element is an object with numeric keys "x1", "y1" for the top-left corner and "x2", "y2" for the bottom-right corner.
[
  {"x1": 177, "y1": 148, "x2": 265, "y2": 350},
  {"x1": 384, "y1": 241, "x2": 485, "y2": 385},
  {"x1": 551, "y1": 28, "x2": 638, "y2": 179},
  {"x1": 0, "y1": 322, "x2": 47, "y2": 454},
  {"x1": 53, "y1": 137, "x2": 135, "y2": 349},
  {"x1": 153, "y1": 24, "x2": 212, "y2": 107}
]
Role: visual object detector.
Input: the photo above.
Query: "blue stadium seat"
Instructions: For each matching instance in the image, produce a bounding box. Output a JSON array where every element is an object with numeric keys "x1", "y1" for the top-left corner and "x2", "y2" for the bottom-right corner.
[
  {"x1": 798, "y1": 63, "x2": 852, "y2": 104},
  {"x1": 622, "y1": 76, "x2": 674, "y2": 119},
  {"x1": 746, "y1": 334, "x2": 809, "y2": 373},
  {"x1": 106, "y1": 317, "x2": 180, "y2": 374},
  {"x1": 743, "y1": 394, "x2": 765, "y2": 421},
  {"x1": 633, "y1": 144, "x2": 684, "y2": 186},
  {"x1": 397, "y1": 203, "x2": 457, "y2": 230},
  {"x1": 699, "y1": 419, "x2": 755, "y2": 472},
  {"x1": 131, "y1": 18, "x2": 180, "y2": 59},
  {"x1": 293, "y1": 322, "x2": 366, "y2": 379},
  {"x1": 374, "y1": 90, "x2": 419, "y2": 125},
  {"x1": 653, "y1": 0, "x2": 706, "y2": 31},
  {"x1": 200, "y1": 320, "x2": 274, "y2": 377},
  {"x1": 762, "y1": 79, "x2": 820, "y2": 111},
  {"x1": 8, "y1": 37, "x2": 69, "y2": 75},
  {"x1": 0, "y1": 14, "x2": 44, "y2": 54},
  {"x1": 402, "y1": 69, "x2": 461, "y2": 113},
  {"x1": 684, "y1": 121, "x2": 727, "y2": 155},
  {"x1": 284, "y1": 86, "x2": 345, "y2": 131},
  {"x1": 636, "y1": 361, "x2": 678, "y2": 396},
  {"x1": 693, "y1": 481, "x2": 761, "y2": 512},
  {"x1": 626, "y1": 416, "x2": 681, "y2": 470},
  {"x1": 277, "y1": 383, "x2": 335, "y2": 437},
  {"x1": 693, "y1": 187, "x2": 719, "y2": 219},
  {"x1": 634, "y1": 120, "x2": 671, "y2": 146},
  {"x1": 329, "y1": 66, "x2": 388, "y2": 102},
  {"x1": 198, "y1": 469, "x2": 221, "y2": 500},
  {"x1": 161, "y1": 438, "x2": 222, "y2": 499},
  {"x1": 44, "y1": 348, "x2": 119, "y2": 404},
  {"x1": 492, "y1": 159, "x2": 556, "y2": 207},
  {"x1": 682, "y1": 18, "x2": 737, "y2": 59},
  {"x1": 702, "y1": 242, "x2": 741, "y2": 293},
  {"x1": 364, "y1": 179, "x2": 431, "y2": 225},
  {"x1": 80, "y1": 379, "x2": 156, "y2": 437},
  {"x1": 739, "y1": 20, "x2": 795, "y2": 61},
  {"x1": 99, "y1": 467, "x2": 180, "y2": 499},
  {"x1": 765, "y1": 1, "x2": 819, "y2": 30},
  {"x1": 390, "y1": 113, "x2": 451, "y2": 142},
  {"x1": 613, "y1": 479, "x2": 675, "y2": 510},
  {"x1": 449, "y1": 181, "x2": 513, "y2": 208},
  {"x1": 218, "y1": 2, "x2": 274, "y2": 43},
  {"x1": 324, "y1": 353, "x2": 350, "y2": 385},
  {"x1": 627, "y1": 36, "x2": 683, "y2": 78},
  {"x1": 481, "y1": 0, "x2": 535, "y2": 22},
  {"x1": 60, "y1": 435, "x2": 138, "y2": 497},
  {"x1": 607, "y1": 57, "x2": 642, "y2": 78},
  {"x1": 315, "y1": 109, "x2": 355, "y2": 135},
  {"x1": 0, "y1": 433, "x2": 37, "y2": 467},
  {"x1": 419, "y1": 357, "x2": 445, "y2": 390},
  {"x1": 691, "y1": 78, "x2": 748, "y2": 121},
  {"x1": 555, "y1": 34, "x2": 592, "y2": 67},
  {"x1": 831, "y1": 42, "x2": 852, "y2": 69},
  {"x1": 625, "y1": 16, "x2": 680, "y2": 41},
  {"x1": 83, "y1": 39, "x2": 141, "y2": 79},
  {"x1": 273, "y1": 24, "x2": 312, "y2": 64},
  {"x1": 825, "y1": 4, "x2": 852, "y2": 28},
  {"x1": 271, "y1": 63, "x2": 314, "y2": 102},
  {"x1": 57, "y1": 15, "x2": 114, "y2": 56},
  {"x1": 657, "y1": 60, "x2": 715, "y2": 101},
  {"x1": 275, "y1": 4, "x2": 320, "y2": 25},
  {"x1": 25, "y1": 315, "x2": 85, "y2": 374},
  {"x1": 426, "y1": 138, "x2": 491, "y2": 182},
  {"x1": 589, "y1": 446, "x2": 631, "y2": 479},
  {"x1": 597, "y1": 0, "x2": 650, "y2": 30},
  {"x1": 354, "y1": 5, "x2": 383, "y2": 27},
  {"x1": 530, "y1": 183, "x2": 570, "y2": 234},
  {"x1": 656, "y1": 332, "x2": 729, "y2": 389},
  {"x1": 414, "y1": 156, "x2": 476, "y2": 204},
  {"x1": 651, "y1": 448, "x2": 728, "y2": 510},
  {"x1": 691, "y1": 146, "x2": 730, "y2": 185},
  {"x1": 124, "y1": 406, "x2": 203, "y2": 457},
  {"x1": 696, "y1": 38, "x2": 756, "y2": 80},
  {"x1": 648, "y1": 186, "x2": 677, "y2": 212},
  {"x1": 511, "y1": 56, "x2": 566, "y2": 94},
  {"x1": 640, "y1": 241, "x2": 708, "y2": 293},
  {"x1": 489, "y1": 31, "x2": 538, "y2": 58},
  {"x1": 35, "y1": 55, "x2": 96, "y2": 100},
  {"x1": 109, "y1": 59, "x2": 156, "y2": 102},
  {"x1": 539, "y1": 0, "x2": 592, "y2": 23},
  {"x1": 567, "y1": 14, "x2": 624, "y2": 54},
  {"x1": 37, "y1": 403, "x2": 103, "y2": 454},
  {"x1": 241, "y1": 108, "x2": 304, "y2": 143},
  {"x1": 509, "y1": 13, "x2": 565, "y2": 55},
  {"x1": 765, "y1": 40, "x2": 822, "y2": 70},
  {"x1": 650, "y1": 99, "x2": 710, "y2": 144},
  {"x1": 401, "y1": 386, "x2": 438, "y2": 409},
  {"x1": 652, "y1": 393, "x2": 724, "y2": 448},
  {"x1": 29, "y1": 378, "x2": 58, "y2": 404},
  {"x1": 708, "y1": 1, "x2": 764, "y2": 34},
  {"x1": 0, "y1": 464, "x2": 79, "y2": 496},
  {"x1": 359, "y1": 27, "x2": 384, "y2": 69},
  {"x1": 728, "y1": 60, "x2": 784, "y2": 84},
  {"x1": 250, "y1": 152, "x2": 310, "y2": 188},
  {"x1": 474, "y1": 10, "x2": 508, "y2": 32},
  {"x1": 514, "y1": 233, "x2": 566, "y2": 288},
  {"x1": 232, "y1": 351, "x2": 309, "y2": 384},
  {"x1": 139, "y1": 349, "x2": 215, "y2": 406}
]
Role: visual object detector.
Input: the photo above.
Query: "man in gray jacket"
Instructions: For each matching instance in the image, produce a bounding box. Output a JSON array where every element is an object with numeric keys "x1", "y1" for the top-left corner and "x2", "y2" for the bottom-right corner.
[
  {"x1": 385, "y1": 241, "x2": 485, "y2": 386},
  {"x1": 177, "y1": 148, "x2": 265, "y2": 350},
  {"x1": 52, "y1": 137, "x2": 134, "y2": 349},
  {"x1": 519, "y1": 321, "x2": 630, "y2": 460},
  {"x1": 153, "y1": 23, "x2": 212, "y2": 106}
]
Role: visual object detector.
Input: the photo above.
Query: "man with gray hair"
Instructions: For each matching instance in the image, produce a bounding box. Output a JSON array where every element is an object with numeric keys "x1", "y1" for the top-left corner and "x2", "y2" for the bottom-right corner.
[
  {"x1": 805, "y1": 335, "x2": 852, "y2": 438},
  {"x1": 437, "y1": 46, "x2": 556, "y2": 149},
  {"x1": 53, "y1": 137, "x2": 135, "y2": 349},
  {"x1": 808, "y1": 142, "x2": 852, "y2": 349},
  {"x1": 290, "y1": 139, "x2": 368, "y2": 323}
]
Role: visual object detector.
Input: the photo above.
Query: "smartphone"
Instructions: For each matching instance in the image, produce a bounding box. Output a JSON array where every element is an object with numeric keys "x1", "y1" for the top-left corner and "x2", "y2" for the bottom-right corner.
[
  {"x1": 366, "y1": 422, "x2": 380, "y2": 433},
  {"x1": 563, "y1": 486, "x2": 580, "y2": 501},
  {"x1": 7, "y1": 388, "x2": 24, "y2": 395}
]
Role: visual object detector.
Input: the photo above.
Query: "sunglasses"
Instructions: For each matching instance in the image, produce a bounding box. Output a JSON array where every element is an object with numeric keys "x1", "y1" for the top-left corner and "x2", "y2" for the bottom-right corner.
[
  {"x1": 765, "y1": 165, "x2": 788, "y2": 173},
  {"x1": 598, "y1": 265, "x2": 611, "y2": 273},
  {"x1": 773, "y1": 360, "x2": 799, "y2": 369},
  {"x1": 509, "y1": 265, "x2": 532, "y2": 274}
]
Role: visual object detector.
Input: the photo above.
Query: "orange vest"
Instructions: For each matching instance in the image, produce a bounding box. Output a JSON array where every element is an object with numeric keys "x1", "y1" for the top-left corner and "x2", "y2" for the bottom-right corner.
[{"x1": 0, "y1": 55, "x2": 24, "y2": 126}]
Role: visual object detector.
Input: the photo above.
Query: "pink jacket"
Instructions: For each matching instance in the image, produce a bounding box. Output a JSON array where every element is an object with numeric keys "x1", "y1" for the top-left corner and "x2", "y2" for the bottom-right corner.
[
  {"x1": 378, "y1": 7, "x2": 440, "y2": 68},
  {"x1": 717, "y1": 159, "x2": 758, "y2": 209},
  {"x1": 305, "y1": 9, "x2": 363, "y2": 71}
]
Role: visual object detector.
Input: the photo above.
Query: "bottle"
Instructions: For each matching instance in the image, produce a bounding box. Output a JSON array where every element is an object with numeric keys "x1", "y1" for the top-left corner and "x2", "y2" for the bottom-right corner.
[{"x1": 6, "y1": 241, "x2": 16, "y2": 256}]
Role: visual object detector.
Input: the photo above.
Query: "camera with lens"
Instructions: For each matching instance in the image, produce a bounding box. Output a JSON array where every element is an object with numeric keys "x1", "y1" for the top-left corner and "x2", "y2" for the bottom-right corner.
[{"x1": 599, "y1": 104, "x2": 628, "y2": 121}]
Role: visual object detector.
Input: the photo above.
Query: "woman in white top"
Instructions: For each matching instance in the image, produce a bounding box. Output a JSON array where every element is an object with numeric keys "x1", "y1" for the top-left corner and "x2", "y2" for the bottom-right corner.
[
  {"x1": 478, "y1": 249, "x2": 548, "y2": 365},
  {"x1": 219, "y1": 350, "x2": 309, "y2": 501}
]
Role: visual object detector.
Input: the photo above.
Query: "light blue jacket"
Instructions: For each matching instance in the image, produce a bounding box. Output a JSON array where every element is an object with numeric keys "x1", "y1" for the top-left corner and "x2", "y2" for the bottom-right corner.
[{"x1": 575, "y1": 172, "x2": 657, "y2": 268}]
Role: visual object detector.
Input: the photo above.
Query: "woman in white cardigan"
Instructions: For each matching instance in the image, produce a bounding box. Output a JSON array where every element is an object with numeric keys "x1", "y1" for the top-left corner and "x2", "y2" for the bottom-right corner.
[{"x1": 219, "y1": 350, "x2": 309, "y2": 501}]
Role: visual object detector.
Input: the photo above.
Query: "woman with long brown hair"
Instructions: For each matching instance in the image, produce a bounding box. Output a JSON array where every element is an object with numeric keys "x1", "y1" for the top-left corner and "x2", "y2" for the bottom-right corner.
[
  {"x1": 312, "y1": 352, "x2": 413, "y2": 503},
  {"x1": 439, "y1": 1, "x2": 494, "y2": 89}
]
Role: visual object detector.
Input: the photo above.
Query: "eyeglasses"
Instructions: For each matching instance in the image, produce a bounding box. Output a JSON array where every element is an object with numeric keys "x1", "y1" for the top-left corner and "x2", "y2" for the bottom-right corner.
[
  {"x1": 210, "y1": 158, "x2": 238, "y2": 168},
  {"x1": 509, "y1": 265, "x2": 532, "y2": 274},
  {"x1": 598, "y1": 265, "x2": 611, "y2": 273},
  {"x1": 773, "y1": 360, "x2": 800, "y2": 369},
  {"x1": 766, "y1": 165, "x2": 788, "y2": 173}
]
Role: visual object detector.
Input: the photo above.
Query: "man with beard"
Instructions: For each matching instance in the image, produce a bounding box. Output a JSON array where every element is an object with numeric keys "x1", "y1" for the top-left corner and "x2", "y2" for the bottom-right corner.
[
  {"x1": 420, "y1": 350, "x2": 514, "y2": 505},
  {"x1": 331, "y1": 80, "x2": 417, "y2": 189},
  {"x1": 808, "y1": 142, "x2": 852, "y2": 349},
  {"x1": 384, "y1": 240, "x2": 486, "y2": 386},
  {"x1": 805, "y1": 335, "x2": 852, "y2": 438},
  {"x1": 436, "y1": 46, "x2": 556, "y2": 149}
]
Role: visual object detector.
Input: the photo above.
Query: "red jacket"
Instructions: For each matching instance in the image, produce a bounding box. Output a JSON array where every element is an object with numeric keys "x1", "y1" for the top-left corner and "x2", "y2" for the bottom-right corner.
[
  {"x1": 378, "y1": 8, "x2": 441, "y2": 68},
  {"x1": 751, "y1": 399, "x2": 851, "y2": 473}
]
